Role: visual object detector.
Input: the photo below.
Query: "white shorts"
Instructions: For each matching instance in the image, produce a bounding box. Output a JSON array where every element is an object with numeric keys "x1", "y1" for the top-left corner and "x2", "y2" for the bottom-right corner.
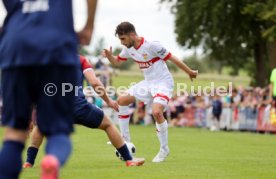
[{"x1": 128, "y1": 78, "x2": 174, "y2": 107}]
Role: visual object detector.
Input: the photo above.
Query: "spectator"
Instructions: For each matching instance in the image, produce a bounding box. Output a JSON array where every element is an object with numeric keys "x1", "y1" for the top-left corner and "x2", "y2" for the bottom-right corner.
[
  {"x1": 194, "y1": 95, "x2": 206, "y2": 127},
  {"x1": 210, "y1": 94, "x2": 222, "y2": 131},
  {"x1": 231, "y1": 88, "x2": 241, "y2": 122},
  {"x1": 135, "y1": 102, "x2": 146, "y2": 125},
  {"x1": 168, "y1": 95, "x2": 178, "y2": 122},
  {"x1": 95, "y1": 59, "x2": 105, "y2": 69}
]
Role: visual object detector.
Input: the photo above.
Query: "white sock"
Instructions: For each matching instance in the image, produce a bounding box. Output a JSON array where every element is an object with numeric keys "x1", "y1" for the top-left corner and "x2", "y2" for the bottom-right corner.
[
  {"x1": 118, "y1": 106, "x2": 131, "y2": 142},
  {"x1": 156, "y1": 120, "x2": 169, "y2": 151}
]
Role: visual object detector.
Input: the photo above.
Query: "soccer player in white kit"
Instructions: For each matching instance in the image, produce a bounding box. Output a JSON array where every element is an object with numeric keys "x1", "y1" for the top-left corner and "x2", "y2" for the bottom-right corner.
[{"x1": 103, "y1": 22, "x2": 198, "y2": 162}]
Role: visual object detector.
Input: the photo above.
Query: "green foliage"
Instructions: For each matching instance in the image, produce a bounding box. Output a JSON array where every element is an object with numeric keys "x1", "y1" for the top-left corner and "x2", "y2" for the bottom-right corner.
[
  {"x1": 161, "y1": 0, "x2": 276, "y2": 86},
  {"x1": 166, "y1": 61, "x2": 178, "y2": 72},
  {"x1": 242, "y1": 0, "x2": 276, "y2": 41},
  {"x1": 183, "y1": 55, "x2": 207, "y2": 73},
  {"x1": 183, "y1": 55, "x2": 232, "y2": 75},
  {"x1": 78, "y1": 46, "x2": 90, "y2": 56}
]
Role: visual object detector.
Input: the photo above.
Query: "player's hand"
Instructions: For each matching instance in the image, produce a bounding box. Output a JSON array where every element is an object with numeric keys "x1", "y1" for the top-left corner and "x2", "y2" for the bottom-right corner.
[
  {"x1": 102, "y1": 46, "x2": 113, "y2": 58},
  {"x1": 107, "y1": 100, "x2": 119, "y2": 112},
  {"x1": 189, "y1": 70, "x2": 198, "y2": 81},
  {"x1": 77, "y1": 28, "x2": 93, "y2": 45}
]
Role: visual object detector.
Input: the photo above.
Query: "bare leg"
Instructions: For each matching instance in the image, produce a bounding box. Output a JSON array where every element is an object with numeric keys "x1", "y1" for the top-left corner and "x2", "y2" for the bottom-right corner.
[
  {"x1": 30, "y1": 126, "x2": 44, "y2": 148},
  {"x1": 23, "y1": 126, "x2": 44, "y2": 168},
  {"x1": 98, "y1": 115, "x2": 125, "y2": 148},
  {"x1": 97, "y1": 115, "x2": 145, "y2": 165}
]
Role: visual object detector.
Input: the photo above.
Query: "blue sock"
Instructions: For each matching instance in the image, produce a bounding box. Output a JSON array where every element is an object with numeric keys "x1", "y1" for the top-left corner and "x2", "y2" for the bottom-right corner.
[
  {"x1": 26, "y1": 147, "x2": 39, "y2": 165},
  {"x1": 45, "y1": 134, "x2": 72, "y2": 167},
  {"x1": 0, "y1": 141, "x2": 25, "y2": 179},
  {"x1": 117, "y1": 144, "x2": 133, "y2": 161}
]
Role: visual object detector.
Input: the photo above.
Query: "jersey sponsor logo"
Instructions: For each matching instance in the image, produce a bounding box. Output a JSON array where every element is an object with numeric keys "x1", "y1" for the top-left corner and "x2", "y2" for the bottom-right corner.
[
  {"x1": 22, "y1": 0, "x2": 49, "y2": 13},
  {"x1": 138, "y1": 61, "x2": 153, "y2": 69},
  {"x1": 157, "y1": 48, "x2": 167, "y2": 56},
  {"x1": 134, "y1": 57, "x2": 160, "y2": 69}
]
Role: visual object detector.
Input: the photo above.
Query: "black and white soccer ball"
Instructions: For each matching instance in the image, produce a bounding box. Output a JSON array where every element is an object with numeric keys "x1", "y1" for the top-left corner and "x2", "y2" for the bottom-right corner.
[{"x1": 115, "y1": 142, "x2": 136, "y2": 161}]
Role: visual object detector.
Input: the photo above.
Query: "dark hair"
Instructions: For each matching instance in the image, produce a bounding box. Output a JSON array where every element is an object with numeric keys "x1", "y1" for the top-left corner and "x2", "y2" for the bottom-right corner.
[{"x1": 115, "y1": 22, "x2": 136, "y2": 36}]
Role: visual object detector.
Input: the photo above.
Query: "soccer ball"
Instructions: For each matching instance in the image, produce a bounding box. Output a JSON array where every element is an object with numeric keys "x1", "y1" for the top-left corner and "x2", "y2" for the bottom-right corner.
[{"x1": 115, "y1": 142, "x2": 136, "y2": 161}]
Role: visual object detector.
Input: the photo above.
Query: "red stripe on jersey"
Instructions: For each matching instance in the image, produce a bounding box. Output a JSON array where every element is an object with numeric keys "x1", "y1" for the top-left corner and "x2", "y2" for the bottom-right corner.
[
  {"x1": 153, "y1": 93, "x2": 170, "y2": 102},
  {"x1": 117, "y1": 56, "x2": 128, "y2": 61},
  {"x1": 118, "y1": 115, "x2": 130, "y2": 119},
  {"x1": 133, "y1": 57, "x2": 160, "y2": 69},
  {"x1": 79, "y1": 55, "x2": 93, "y2": 71},
  {"x1": 134, "y1": 37, "x2": 144, "y2": 50},
  {"x1": 163, "y1": 53, "x2": 172, "y2": 61},
  {"x1": 151, "y1": 57, "x2": 161, "y2": 63},
  {"x1": 133, "y1": 57, "x2": 160, "y2": 64}
]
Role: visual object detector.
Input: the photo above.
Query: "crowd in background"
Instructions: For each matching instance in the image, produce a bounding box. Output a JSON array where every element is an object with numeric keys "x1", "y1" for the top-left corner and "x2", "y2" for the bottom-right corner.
[
  {"x1": 118, "y1": 86, "x2": 276, "y2": 133},
  {"x1": 85, "y1": 83, "x2": 276, "y2": 133},
  {"x1": 1, "y1": 59, "x2": 275, "y2": 133},
  {"x1": 166, "y1": 86, "x2": 275, "y2": 131},
  {"x1": 81, "y1": 61, "x2": 276, "y2": 133}
]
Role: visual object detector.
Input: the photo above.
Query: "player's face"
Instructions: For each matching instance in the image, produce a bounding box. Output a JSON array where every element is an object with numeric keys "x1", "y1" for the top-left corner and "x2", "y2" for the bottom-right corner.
[{"x1": 119, "y1": 34, "x2": 134, "y2": 48}]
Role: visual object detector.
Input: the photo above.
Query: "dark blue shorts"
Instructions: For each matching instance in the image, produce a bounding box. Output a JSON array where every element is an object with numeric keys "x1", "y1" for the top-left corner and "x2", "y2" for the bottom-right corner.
[
  {"x1": 1, "y1": 65, "x2": 78, "y2": 136},
  {"x1": 74, "y1": 97, "x2": 104, "y2": 128}
]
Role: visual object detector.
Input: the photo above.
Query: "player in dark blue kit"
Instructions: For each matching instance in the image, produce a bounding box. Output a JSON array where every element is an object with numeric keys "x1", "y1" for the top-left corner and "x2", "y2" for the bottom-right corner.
[
  {"x1": 0, "y1": 0, "x2": 97, "y2": 179},
  {"x1": 22, "y1": 56, "x2": 145, "y2": 168}
]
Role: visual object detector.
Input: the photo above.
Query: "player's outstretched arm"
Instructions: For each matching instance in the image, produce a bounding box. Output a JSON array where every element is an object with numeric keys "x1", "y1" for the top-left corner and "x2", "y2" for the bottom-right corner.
[
  {"x1": 102, "y1": 46, "x2": 124, "y2": 67},
  {"x1": 168, "y1": 55, "x2": 198, "y2": 81},
  {"x1": 84, "y1": 70, "x2": 119, "y2": 111},
  {"x1": 77, "y1": 0, "x2": 98, "y2": 45}
]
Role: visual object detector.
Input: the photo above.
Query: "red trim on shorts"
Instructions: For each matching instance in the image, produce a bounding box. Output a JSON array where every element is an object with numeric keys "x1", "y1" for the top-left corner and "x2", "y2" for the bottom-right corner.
[
  {"x1": 117, "y1": 56, "x2": 128, "y2": 61},
  {"x1": 153, "y1": 93, "x2": 170, "y2": 102},
  {"x1": 135, "y1": 37, "x2": 144, "y2": 50},
  {"x1": 118, "y1": 115, "x2": 130, "y2": 119},
  {"x1": 163, "y1": 53, "x2": 172, "y2": 61}
]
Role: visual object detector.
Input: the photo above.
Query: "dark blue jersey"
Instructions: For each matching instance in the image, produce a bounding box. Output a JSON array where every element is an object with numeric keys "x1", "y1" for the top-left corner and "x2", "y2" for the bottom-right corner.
[{"x1": 0, "y1": 0, "x2": 79, "y2": 68}]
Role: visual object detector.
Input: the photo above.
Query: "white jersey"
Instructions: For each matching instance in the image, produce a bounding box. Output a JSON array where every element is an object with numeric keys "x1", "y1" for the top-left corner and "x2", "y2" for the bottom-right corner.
[{"x1": 118, "y1": 37, "x2": 173, "y2": 81}]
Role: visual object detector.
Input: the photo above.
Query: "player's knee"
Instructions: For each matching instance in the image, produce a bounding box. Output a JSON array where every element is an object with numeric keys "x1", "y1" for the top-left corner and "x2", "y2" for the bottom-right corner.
[
  {"x1": 117, "y1": 97, "x2": 128, "y2": 106},
  {"x1": 117, "y1": 95, "x2": 135, "y2": 106},
  {"x1": 3, "y1": 127, "x2": 28, "y2": 143},
  {"x1": 98, "y1": 116, "x2": 112, "y2": 130},
  {"x1": 152, "y1": 109, "x2": 163, "y2": 120}
]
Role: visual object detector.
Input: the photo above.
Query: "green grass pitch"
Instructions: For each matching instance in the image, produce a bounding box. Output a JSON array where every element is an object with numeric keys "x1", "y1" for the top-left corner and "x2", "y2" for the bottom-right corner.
[{"x1": 3, "y1": 125, "x2": 274, "y2": 179}]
